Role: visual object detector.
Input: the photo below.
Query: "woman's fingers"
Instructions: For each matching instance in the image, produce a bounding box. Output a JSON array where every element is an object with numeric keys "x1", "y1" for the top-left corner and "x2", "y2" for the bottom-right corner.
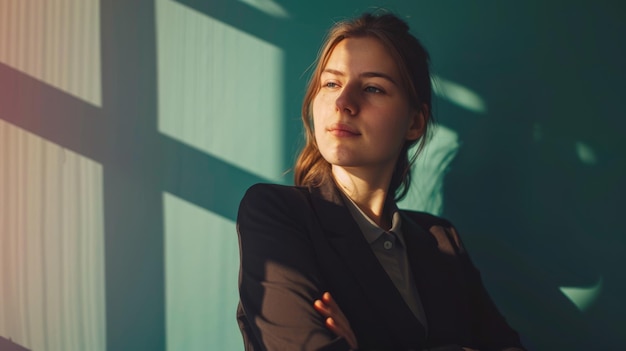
[
  {"x1": 325, "y1": 317, "x2": 340, "y2": 333},
  {"x1": 314, "y1": 292, "x2": 358, "y2": 349},
  {"x1": 326, "y1": 317, "x2": 357, "y2": 348},
  {"x1": 322, "y1": 292, "x2": 341, "y2": 311},
  {"x1": 313, "y1": 299, "x2": 331, "y2": 316}
]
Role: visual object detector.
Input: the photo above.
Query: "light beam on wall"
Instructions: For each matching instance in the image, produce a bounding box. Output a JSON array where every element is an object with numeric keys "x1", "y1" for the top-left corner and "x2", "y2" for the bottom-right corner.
[
  {"x1": 399, "y1": 125, "x2": 460, "y2": 215},
  {"x1": 0, "y1": 0, "x2": 102, "y2": 107},
  {"x1": 559, "y1": 277, "x2": 603, "y2": 312},
  {"x1": 238, "y1": 0, "x2": 290, "y2": 19},
  {"x1": 163, "y1": 192, "x2": 242, "y2": 351},
  {"x1": 432, "y1": 75, "x2": 487, "y2": 114},
  {"x1": 0, "y1": 120, "x2": 106, "y2": 351},
  {"x1": 575, "y1": 141, "x2": 597, "y2": 165},
  {"x1": 156, "y1": 0, "x2": 286, "y2": 181}
]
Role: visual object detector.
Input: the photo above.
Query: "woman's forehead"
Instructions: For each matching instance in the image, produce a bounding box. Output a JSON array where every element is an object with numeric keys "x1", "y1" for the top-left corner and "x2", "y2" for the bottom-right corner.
[{"x1": 323, "y1": 37, "x2": 400, "y2": 79}]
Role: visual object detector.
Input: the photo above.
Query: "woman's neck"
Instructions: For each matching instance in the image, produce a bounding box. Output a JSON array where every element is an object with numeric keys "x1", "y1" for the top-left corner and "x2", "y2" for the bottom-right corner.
[{"x1": 332, "y1": 165, "x2": 393, "y2": 229}]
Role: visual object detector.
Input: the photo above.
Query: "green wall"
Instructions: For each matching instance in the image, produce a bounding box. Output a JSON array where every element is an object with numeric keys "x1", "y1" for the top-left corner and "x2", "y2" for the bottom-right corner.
[{"x1": 1, "y1": 1, "x2": 624, "y2": 350}]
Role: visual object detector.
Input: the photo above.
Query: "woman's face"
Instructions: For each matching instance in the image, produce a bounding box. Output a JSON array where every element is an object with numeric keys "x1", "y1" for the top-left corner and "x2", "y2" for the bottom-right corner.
[{"x1": 312, "y1": 36, "x2": 423, "y2": 175}]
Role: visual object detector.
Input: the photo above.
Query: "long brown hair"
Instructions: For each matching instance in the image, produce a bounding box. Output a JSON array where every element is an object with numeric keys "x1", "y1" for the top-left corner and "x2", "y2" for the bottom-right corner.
[{"x1": 294, "y1": 12, "x2": 434, "y2": 201}]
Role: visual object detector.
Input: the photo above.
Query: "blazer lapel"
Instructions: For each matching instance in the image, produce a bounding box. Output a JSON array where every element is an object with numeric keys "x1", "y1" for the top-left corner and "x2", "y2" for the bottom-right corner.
[
  {"x1": 309, "y1": 182, "x2": 427, "y2": 345},
  {"x1": 401, "y1": 212, "x2": 462, "y2": 339}
]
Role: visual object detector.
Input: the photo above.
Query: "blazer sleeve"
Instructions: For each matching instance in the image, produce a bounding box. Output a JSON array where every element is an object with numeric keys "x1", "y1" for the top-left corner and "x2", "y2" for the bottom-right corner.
[
  {"x1": 237, "y1": 184, "x2": 351, "y2": 351},
  {"x1": 444, "y1": 225, "x2": 525, "y2": 351}
]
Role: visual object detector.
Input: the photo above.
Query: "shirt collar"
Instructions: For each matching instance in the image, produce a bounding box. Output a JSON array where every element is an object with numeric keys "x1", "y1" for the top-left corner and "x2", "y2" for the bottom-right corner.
[{"x1": 339, "y1": 190, "x2": 404, "y2": 245}]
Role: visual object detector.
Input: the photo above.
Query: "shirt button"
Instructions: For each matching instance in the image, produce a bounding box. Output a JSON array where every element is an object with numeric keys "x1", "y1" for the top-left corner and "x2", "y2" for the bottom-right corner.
[{"x1": 384, "y1": 240, "x2": 393, "y2": 250}]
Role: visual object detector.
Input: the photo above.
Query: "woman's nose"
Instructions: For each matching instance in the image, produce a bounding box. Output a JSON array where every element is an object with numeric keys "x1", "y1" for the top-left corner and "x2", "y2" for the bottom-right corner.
[{"x1": 335, "y1": 85, "x2": 359, "y2": 116}]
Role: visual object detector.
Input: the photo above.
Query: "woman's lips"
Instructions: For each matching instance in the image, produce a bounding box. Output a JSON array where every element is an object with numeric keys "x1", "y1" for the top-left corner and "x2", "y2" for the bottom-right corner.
[{"x1": 327, "y1": 123, "x2": 360, "y2": 137}]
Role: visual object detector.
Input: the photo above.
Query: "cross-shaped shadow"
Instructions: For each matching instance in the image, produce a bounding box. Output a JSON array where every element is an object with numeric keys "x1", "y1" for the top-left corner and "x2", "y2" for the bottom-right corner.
[
  {"x1": 0, "y1": 1, "x2": 273, "y2": 349},
  {"x1": 3, "y1": 1, "x2": 626, "y2": 350}
]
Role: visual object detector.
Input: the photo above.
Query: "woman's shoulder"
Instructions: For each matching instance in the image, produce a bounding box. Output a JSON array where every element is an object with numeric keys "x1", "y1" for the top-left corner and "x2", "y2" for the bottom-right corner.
[
  {"x1": 399, "y1": 209, "x2": 454, "y2": 229},
  {"x1": 399, "y1": 209, "x2": 466, "y2": 254},
  {"x1": 237, "y1": 183, "x2": 317, "y2": 236},
  {"x1": 242, "y1": 183, "x2": 310, "y2": 202},
  {"x1": 239, "y1": 183, "x2": 312, "y2": 216}
]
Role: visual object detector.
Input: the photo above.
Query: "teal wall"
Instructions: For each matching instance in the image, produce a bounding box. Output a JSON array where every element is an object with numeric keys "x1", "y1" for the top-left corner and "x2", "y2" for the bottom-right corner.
[{"x1": 1, "y1": 1, "x2": 624, "y2": 350}]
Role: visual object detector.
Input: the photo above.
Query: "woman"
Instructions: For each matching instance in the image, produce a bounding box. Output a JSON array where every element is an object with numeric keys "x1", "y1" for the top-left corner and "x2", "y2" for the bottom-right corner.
[{"x1": 237, "y1": 12, "x2": 525, "y2": 351}]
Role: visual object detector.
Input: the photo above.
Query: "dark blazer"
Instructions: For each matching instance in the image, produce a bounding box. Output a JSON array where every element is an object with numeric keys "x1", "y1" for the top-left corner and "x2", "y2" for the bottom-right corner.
[{"x1": 237, "y1": 182, "x2": 524, "y2": 351}]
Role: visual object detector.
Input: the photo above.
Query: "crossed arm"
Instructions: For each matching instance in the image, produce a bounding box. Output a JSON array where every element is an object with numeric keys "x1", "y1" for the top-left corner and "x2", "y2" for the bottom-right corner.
[
  {"x1": 314, "y1": 292, "x2": 358, "y2": 350},
  {"x1": 237, "y1": 185, "x2": 525, "y2": 351},
  {"x1": 237, "y1": 185, "x2": 353, "y2": 350},
  {"x1": 313, "y1": 295, "x2": 525, "y2": 351}
]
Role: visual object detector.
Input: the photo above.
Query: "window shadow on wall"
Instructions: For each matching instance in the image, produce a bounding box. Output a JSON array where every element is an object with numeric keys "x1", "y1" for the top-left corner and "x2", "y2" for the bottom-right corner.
[{"x1": 1, "y1": 1, "x2": 624, "y2": 350}]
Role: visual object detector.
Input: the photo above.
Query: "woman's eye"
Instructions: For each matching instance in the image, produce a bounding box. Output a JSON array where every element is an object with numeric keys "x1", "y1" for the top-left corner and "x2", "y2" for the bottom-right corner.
[
  {"x1": 323, "y1": 82, "x2": 338, "y2": 88},
  {"x1": 364, "y1": 86, "x2": 384, "y2": 94}
]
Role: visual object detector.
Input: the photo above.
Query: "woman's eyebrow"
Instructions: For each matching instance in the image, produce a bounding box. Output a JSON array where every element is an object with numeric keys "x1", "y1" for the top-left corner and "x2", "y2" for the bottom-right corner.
[
  {"x1": 360, "y1": 71, "x2": 398, "y2": 86},
  {"x1": 322, "y1": 68, "x2": 398, "y2": 86}
]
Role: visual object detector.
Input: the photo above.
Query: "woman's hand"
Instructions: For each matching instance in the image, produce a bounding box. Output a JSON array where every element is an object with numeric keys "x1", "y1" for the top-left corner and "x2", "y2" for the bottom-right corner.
[{"x1": 313, "y1": 292, "x2": 358, "y2": 350}]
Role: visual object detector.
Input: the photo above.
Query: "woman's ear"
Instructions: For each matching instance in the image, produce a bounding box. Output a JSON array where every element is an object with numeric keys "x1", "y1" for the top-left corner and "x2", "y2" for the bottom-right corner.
[{"x1": 405, "y1": 104, "x2": 428, "y2": 141}]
